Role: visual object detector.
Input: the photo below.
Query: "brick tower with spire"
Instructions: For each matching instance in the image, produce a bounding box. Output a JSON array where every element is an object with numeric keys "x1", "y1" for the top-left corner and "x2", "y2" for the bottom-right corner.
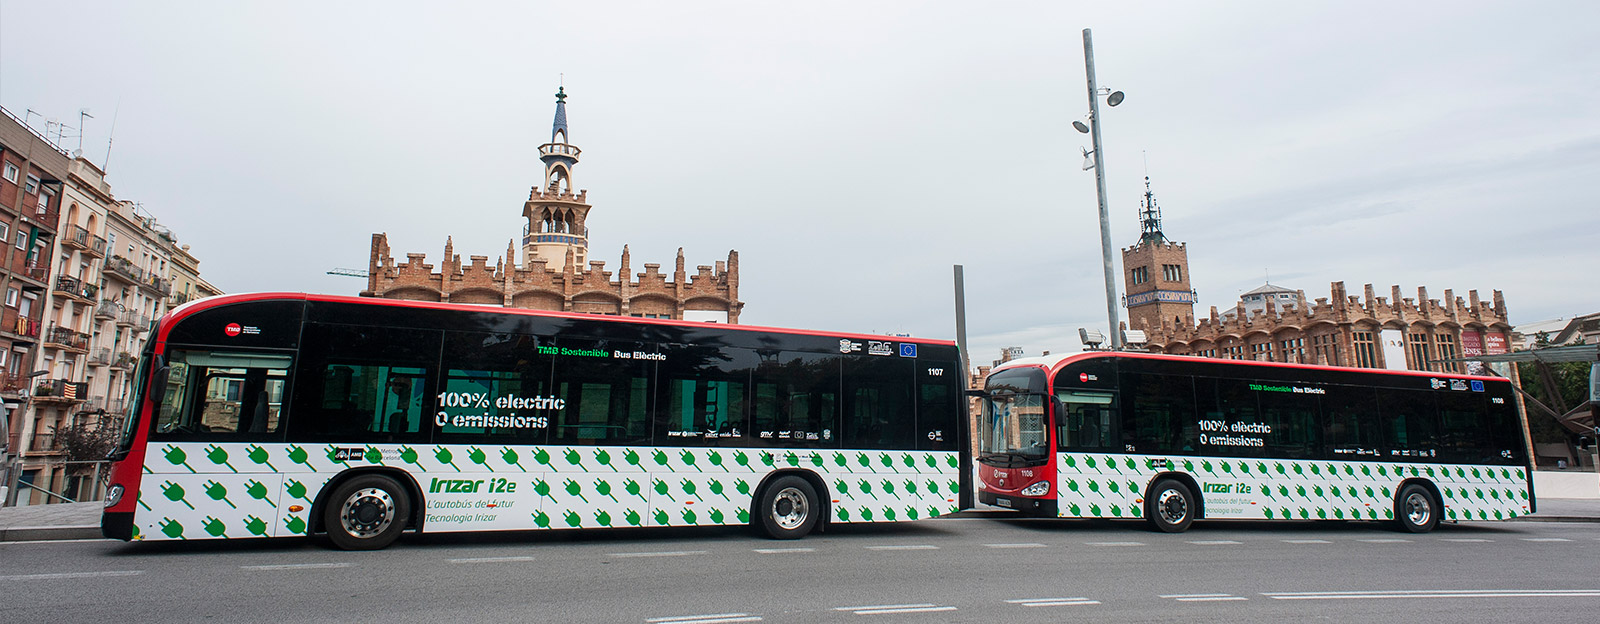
[
  {"x1": 1120, "y1": 176, "x2": 1195, "y2": 333},
  {"x1": 363, "y1": 86, "x2": 743, "y2": 322}
]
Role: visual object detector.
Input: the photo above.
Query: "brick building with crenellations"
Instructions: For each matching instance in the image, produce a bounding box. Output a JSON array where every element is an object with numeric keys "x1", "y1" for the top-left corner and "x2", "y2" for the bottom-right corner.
[
  {"x1": 362, "y1": 87, "x2": 744, "y2": 323},
  {"x1": 1122, "y1": 178, "x2": 1513, "y2": 371}
]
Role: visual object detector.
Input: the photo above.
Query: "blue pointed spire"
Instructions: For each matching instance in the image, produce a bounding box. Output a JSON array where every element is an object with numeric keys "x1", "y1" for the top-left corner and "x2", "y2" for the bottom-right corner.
[{"x1": 552, "y1": 86, "x2": 568, "y2": 142}]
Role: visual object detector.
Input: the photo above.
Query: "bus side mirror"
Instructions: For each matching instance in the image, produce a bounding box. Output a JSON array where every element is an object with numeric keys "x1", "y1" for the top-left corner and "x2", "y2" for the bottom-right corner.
[
  {"x1": 150, "y1": 365, "x2": 171, "y2": 406},
  {"x1": 963, "y1": 389, "x2": 988, "y2": 399}
]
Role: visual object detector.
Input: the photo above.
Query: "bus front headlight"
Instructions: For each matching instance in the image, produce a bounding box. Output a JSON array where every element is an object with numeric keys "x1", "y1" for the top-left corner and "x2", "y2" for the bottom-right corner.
[
  {"x1": 1021, "y1": 481, "x2": 1051, "y2": 497},
  {"x1": 104, "y1": 485, "x2": 124, "y2": 508}
]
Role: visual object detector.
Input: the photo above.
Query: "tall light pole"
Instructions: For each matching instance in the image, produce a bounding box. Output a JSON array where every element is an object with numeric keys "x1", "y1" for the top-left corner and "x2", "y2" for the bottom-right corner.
[{"x1": 1079, "y1": 28, "x2": 1125, "y2": 350}]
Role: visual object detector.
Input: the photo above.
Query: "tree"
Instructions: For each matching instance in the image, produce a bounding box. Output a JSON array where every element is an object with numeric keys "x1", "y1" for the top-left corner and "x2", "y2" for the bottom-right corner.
[{"x1": 50, "y1": 414, "x2": 122, "y2": 465}]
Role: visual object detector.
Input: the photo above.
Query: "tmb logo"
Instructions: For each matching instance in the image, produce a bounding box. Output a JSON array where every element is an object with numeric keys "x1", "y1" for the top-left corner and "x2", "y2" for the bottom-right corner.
[{"x1": 225, "y1": 323, "x2": 242, "y2": 337}]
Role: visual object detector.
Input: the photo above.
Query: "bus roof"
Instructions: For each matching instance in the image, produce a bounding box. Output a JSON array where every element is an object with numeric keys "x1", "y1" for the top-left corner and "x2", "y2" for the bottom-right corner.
[
  {"x1": 990, "y1": 350, "x2": 1506, "y2": 382},
  {"x1": 161, "y1": 292, "x2": 958, "y2": 347}
]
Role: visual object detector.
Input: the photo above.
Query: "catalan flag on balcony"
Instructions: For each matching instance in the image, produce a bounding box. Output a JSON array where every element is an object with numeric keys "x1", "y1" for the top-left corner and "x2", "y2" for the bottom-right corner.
[{"x1": 62, "y1": 382, "x2": 78, "y2": 400}]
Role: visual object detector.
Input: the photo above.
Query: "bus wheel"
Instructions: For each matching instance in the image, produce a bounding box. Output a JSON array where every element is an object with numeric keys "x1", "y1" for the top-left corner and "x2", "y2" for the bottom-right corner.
[
  {"x1": 1394, "y1": 484, "x2": 1439, "y2": 533},
  {"x1": 324, "y1": 474, "x2": 410, "y2": 550},
  {"x1": 757, "y1": 476, "x2": 819, "y2": 539},
  {"x1": 1145, "y1": 479, "x2": 1195, "y2": 533}
]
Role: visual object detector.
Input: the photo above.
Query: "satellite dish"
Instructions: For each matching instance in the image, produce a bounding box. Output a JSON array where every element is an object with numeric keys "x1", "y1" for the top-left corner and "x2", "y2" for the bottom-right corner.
[
  {"x1": 1072, "y1": 120, "x2": 1090, "y2": 134},
  {"x1": 1107, "y1": 91, "x2": 1125, "y2": 107}
]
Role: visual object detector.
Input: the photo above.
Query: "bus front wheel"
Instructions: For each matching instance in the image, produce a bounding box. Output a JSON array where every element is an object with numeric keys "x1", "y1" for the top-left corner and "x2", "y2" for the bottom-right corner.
[
  {"x1": 1145, "y1": 479, "x2": 1195, "y2": 533},
  {"x1": 324, "y1": 474, "x2": 411, "y2": 550},
  {"x1": 756, "y1": 475, "x2": 819, "y2": 539},
  {"x1": 1394, "y1": 484, "x2": 1439, "y2": 533}
]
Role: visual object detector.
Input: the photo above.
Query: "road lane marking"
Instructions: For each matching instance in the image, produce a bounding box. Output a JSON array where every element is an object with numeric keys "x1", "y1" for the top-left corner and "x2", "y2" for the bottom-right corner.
[
  {"x1": 984, "y1": 543, "x2": 1048, "y2": 549},
  {"x1": 1282, "y1": 539, "x2": 1331, "y2": 544},
  {"x1": 1006, "y1": 597, "x2": 1100, "y2": 607},
  {"x1": 0, "y1": 570, "x2": 144, "y2": 581},
  {"x1": 609, "y1": 550, "x2": 707, "y2": 558},
  {"x1": 865, "y1": 545, "x2": 939, "y2": 551},
  {"x1": 753, "y1": 547, "x2": 814, "y2": 554},
  {"x1": 1264, "y1": 589, "x2": 1600, "y2": 600},
  {"x1": 834, "y1": 603, "x2": 956, "y2": 615},
  {"x1": 1441, "y1": 538, "x2": 1492, "y2": 543},
  {"x1": 645, "y1": 613, "x2": 761, "y2": 624},
  {"x1": 1520, "y1": 538, "x2": 1572, "y2": 542},
  {"x1": 1085, "y1": 541, "x2": 1145, "y2": 547},
  {"x1": 1188, "y1": 540, "x2": 1242, "y2": 545},
  {"x1": 241, "y1": 563, "x2": 354, "y2": 571},
  {"x1": 1359, "y1": 539, "x2": 1411, "y2": 543},
  {"x1": 1161, "y1": 593, "x2": 1247, "y2": 602},
  {"x1": 449, "y1": 556, "x2": 535, "y2": 564}
]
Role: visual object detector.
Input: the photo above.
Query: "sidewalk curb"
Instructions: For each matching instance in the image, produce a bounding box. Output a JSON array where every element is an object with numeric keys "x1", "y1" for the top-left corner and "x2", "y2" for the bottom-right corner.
[
  {"x1": 0, "y1": 525, "x2": 102, "y2": 542},
  {"x1": 1511, "y1": 516, "x2": 1600, "y2": 524}
]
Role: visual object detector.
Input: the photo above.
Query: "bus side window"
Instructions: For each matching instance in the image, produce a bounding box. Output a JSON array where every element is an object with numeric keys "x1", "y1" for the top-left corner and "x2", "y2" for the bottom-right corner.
[
  {"x1": 842, "y1": 357, "x2": 916, "y2": 451},
  {"x1": 550, "y1": 339, "x2": 652, "y2": 446},
  {"x1": 1437, "y1": 392, "x2": 1491, "y2": 463},
  {"x1": 1055, "y1": 391, "x2": 1115, "y2": 451},
  {"x1": 1120, "y1": 373, "x2": 1197, "y2": 454},
  {"x1": 150, "y1": 350, "x2": 291, "y2": 442},
  {"x1": 917, "y1": 363, "x2": 959, "y2": 452},
  {"x1": 1375, "y1": 388, "x2": 1439, "y2": 456},
  {"x1": 1321, "y1": 386, "x2": 1380, "y2": 452},
  {"x1": 288, "y1": 323, "x2": 439, "y2": 443},
  {"x1": 655, "y1": 345, "x2": 756, "y2": 446},
  {"x1": 752, "y1": 352, "x2": 841, "y2": 448}
]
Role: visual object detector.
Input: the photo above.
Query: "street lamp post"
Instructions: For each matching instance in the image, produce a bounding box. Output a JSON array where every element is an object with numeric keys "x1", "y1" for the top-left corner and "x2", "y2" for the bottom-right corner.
[{"x1": 1080, "y1": 28, "x2": 1124, "y2": 351}]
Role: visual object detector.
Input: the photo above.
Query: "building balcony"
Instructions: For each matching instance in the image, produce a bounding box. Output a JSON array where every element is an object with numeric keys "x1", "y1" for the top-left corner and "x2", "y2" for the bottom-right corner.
[
  {"x1": 138, "y1": 274, "x2": 171, "y2": 297},
  {"x1": 82, "y1": 395, "x2": 106, "y2": 412},
  {"x1": 87, "y1": 234, "x2": 107, "y2": 258},
  {"x1": 119, "y1": 310, "x2": 150, "y2": 332},
  {"x1": 1, "y1": 307, "x2": 42, "y2": 340},
  {"x1": 44, "y1": 325, "x2": 91, "y2": 352},
  {"x1": 0, "y1": 373, "x2": 31, "y2": 394},
  {"x1": 25, "y1": 434, "x2": 62, "y2": 455},
  {"x1": 33, "y1": 379, "x2": 88, "y2": 404},
  {"x1": 95, "y1": 299, "x2": 121, "y2": 320},
  {"x1": 13, "y1": 260, "x2": 50, "y2": 289},
  {"x1": 54, "y1": 274, "x2": 99, "y2": 302},
  {"x1": 104, "y1": 255, "x2": 143, "y2": 284},
  {"x1": 539, "y1": 142, "x2": 582, "y2": 159},
  {"x1": 168, "y1": 291, "x2": 195, "y2": 307},
  {"x1": 62, "y1": 225, "x2": 90, "y2": 251},
  {"x1": 111, "y1": 351, "x2": 137, "y2": 370},
  {"x1": 88, "y1": 347, "x2": 112, "y2": 367},
  {"x1": 106, "y1": 398, "x2": 127, "y2": 415}
]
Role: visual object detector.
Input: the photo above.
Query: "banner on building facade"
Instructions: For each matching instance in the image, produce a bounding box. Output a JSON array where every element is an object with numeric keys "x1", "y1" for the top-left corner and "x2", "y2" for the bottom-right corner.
[
  {"x1": 1461, "y1": 330, "x2": 1485, "y2": 375},
  {"x1": 1381, "y1": 329, "x2": 1409, "y2": 371}
]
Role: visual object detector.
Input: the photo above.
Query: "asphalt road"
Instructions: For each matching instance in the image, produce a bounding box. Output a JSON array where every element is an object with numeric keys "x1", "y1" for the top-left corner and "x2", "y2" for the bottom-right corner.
[{"x1": 2, "y1": 515, "x2": 1597, "y2": 623}]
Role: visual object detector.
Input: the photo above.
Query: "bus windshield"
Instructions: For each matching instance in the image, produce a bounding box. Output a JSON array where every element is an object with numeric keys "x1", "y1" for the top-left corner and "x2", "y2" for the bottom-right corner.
[{"x1": 979, "y1": 393, "x2": 1049, "y2": 466}]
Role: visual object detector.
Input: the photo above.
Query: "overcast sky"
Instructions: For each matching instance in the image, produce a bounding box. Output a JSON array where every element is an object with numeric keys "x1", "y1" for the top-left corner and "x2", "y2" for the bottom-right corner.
[{"x1": 3, "y1": 1, "x2": 1596, "y2": 366}]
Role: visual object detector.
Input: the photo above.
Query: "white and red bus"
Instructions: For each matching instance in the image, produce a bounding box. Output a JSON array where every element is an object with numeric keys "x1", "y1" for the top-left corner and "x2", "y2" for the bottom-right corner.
[
  {"x1": 976, "y1": 352, "x2": 1532, "y2": 532},
  {"x1": 101, "y1": 293, "x2": 971, "y2": 549}
]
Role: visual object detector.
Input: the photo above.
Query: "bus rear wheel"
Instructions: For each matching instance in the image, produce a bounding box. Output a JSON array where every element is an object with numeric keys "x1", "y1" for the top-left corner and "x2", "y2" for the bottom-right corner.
[
  {"x1": 324, "y1": 474, "x2": 410, "y2": 550},
  {"x1": 1394, "y1": 484, "x2": 1439, "y2": 533},
  {"x1": 757, "y1": 476, "x2": 819, "y2": 539},
  {"x1": 1145, "y1": 479, "x2": 1195, "y2": 533}
]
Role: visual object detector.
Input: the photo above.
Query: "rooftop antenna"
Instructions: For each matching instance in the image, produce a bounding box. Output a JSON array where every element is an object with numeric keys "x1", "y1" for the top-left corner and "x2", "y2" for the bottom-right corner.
[
  {"x1": 103, "y1": 99, "x2": 121, "y2": 172},
  {"x1": 77, "y1": 109, "x2": 94, "y2": 155}
]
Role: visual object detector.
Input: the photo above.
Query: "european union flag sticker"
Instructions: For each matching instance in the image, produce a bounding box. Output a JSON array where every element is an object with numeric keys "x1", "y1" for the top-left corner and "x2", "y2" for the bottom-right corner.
[
  {"x1": 899, "y1": 343, "x2": 917, "y2": 358},
  {"x1": 1470, "y1": 380, "x2": 1484, "y2": 392}
]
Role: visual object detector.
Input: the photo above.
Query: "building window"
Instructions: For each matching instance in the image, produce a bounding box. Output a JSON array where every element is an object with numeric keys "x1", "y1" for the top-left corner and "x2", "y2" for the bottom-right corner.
[
  {"x1": 1312, "y1": 333, "x2": 1339, "y2": 366},
  {"x1": 1130, "y1": 266, "x2": 1149, "y2": 285},
  {"x1": 2, "y1": 162, "x2": 16, "y2": 183},
  {"x1": 14, "y1": 231, "x2": 25, "y2": 250},
  {"x1": 24, "y1": 175, "x2": 39, "y2": 195},
  {"x1": 1280, "y1": 337, "x2": 1305, "y2": 363},
  {"x1": 1436, "y1": 333, "x2": 1460, "y2": 373},
  {"x1": 1408, "y1": 332, "x2": 1431, "y2": 371},
  {"x1": 1251, "y1": 342, "x2": 1271, "y2": 360},
  {"x1": 0, "y1": 223, "x2": 8, "y2": 244},
  {"x1": 36, "y1": 191, "x2": 51, "y2": 214},
  {"x1": 1352, "y1": 331, "x2": 1377, "y2": 368},
  {"x1": 1162, "y1": 264, "x2": 1183, "y2": 282},
  {"x1": 5, "y1": 287, "x2": 17, "y2": 307}
]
